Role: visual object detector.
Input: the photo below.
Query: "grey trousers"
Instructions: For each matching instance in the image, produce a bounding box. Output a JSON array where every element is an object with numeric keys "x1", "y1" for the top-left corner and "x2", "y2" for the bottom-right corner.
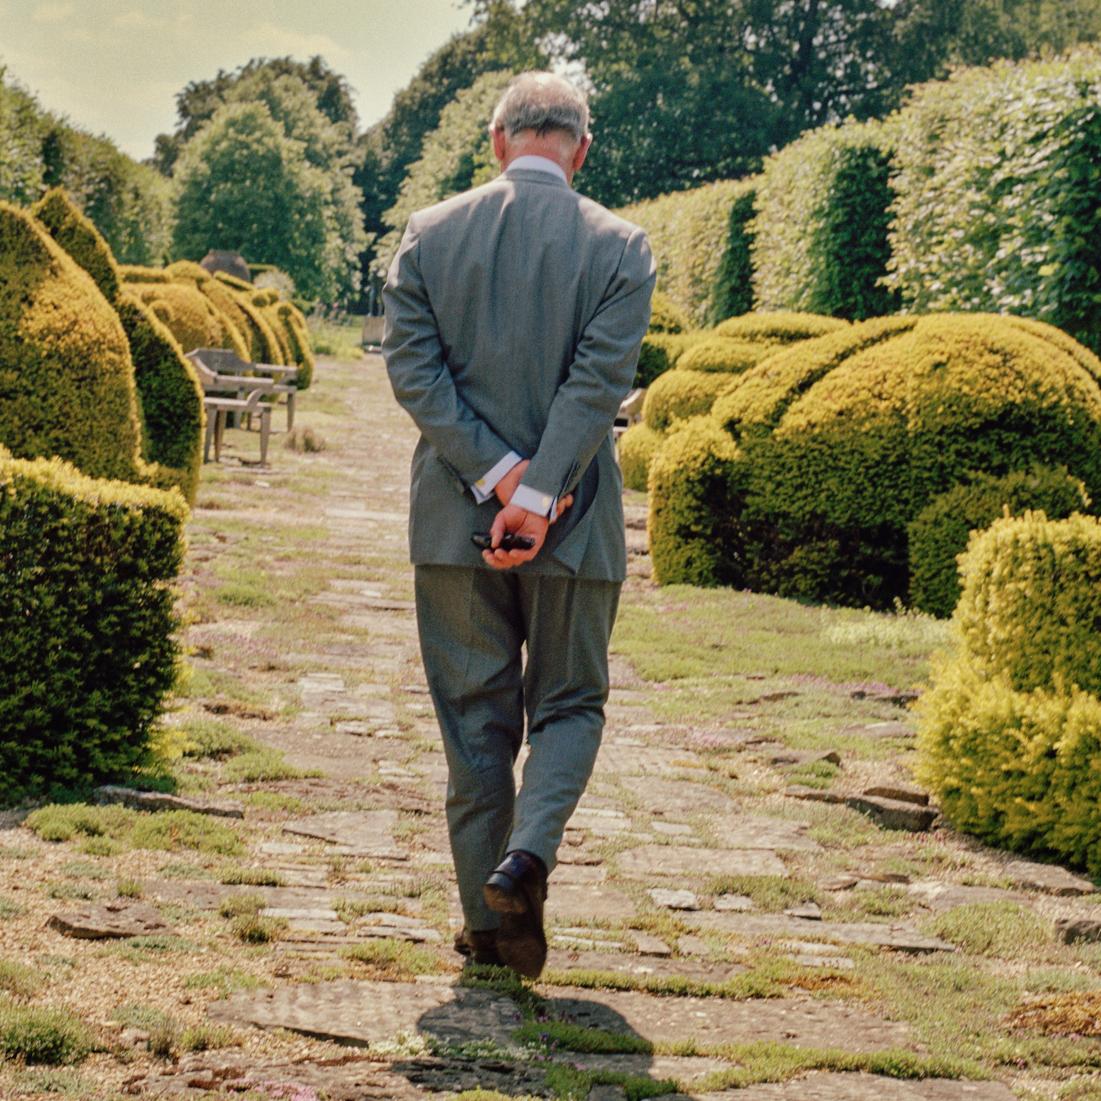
[{"x1": 414, "y1": 564, "x2": 621, "y2": 932}]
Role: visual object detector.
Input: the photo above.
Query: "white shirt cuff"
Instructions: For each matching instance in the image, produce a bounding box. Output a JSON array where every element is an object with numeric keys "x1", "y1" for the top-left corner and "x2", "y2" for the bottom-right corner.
[
  {"x1": 471, "y1": 451, "x2": 523, "y2": 503},
  {"x1": 511, "y1": 483, "x2": 557, "y2": 518}
]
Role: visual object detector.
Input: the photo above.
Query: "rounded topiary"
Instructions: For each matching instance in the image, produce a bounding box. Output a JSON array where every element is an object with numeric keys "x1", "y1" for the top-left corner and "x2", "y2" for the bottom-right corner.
[
  {"x1": 678, "y1": 337, "x2": 769, "y2": 375},
  {"x1": 714, "y1": 311, "x2": 848, "y2": 345},
  {"x1": 0, "y1": 452, "x2": 186, "y2": 804},
  {"x1": 635, "y1": 332, "x2": 697, "y2": 388},
  {"x1": 130, "y1": 280, "x2": 245, "y2": 356},
  {"x1": 120, "y1": 264, "x2": 171, "y2": 284},
  {"x1": 953, "y1": 511, "x2": 1101, "y2": 695},
  {"x1": 908, "y1": 466, "x2": 1089, "y2": 618},
  {"x1": 30, "y1": 187, "x2": 120, "y2": 304},
  {"x1": 642, "y1": 370, "x2": 739, "y2": 432},
  {"x1": 648, "y1": 291, "x2": 690, "y2": 334},
  {"x1": 275, "y1": 301, "x2": 315, "y2": 389},
  {"x1": 167, "y1": 260, "x2": 251, "y2": 353},
  {"x1": 116, "y1": 292, "x2": 204, "y2": 504},
  {"x1": 617, "y1": 422, "x2": 664, "y2": 492},
  {"x1": 648, "y1": 417, "x2": 745, "y2": 586},
  {"x1": 917, "y1": 511, "x2": 1101, "y2": 877},
  {"x1": 0, "y1": 202, "x2": 144, "y2": 482}
]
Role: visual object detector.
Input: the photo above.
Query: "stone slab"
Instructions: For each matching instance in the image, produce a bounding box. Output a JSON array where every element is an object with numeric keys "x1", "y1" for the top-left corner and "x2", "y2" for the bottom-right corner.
[
  {"x1": 846, "y1": 795, "x2": 937, "y2": 832},
  {"x1": 1003, "y1": 859, "x2": 1097, "y2": 897},
  {"x1": 544, "y1": 948, "x2": 743, "y2": 984},
  {"x1": 1055, "y1": 916, "x2": 1101, "y2": 944},
  {"x1": 650, "y1": 888, "x2": 699, "y2": 910},
  {"x1": 863, "y1": 783, "x2": 929, "y2": 806},
  {"x1": 565, "y1": 1052, "x2": 729, "y2": 1086},
  {"x1": 547, "y1": 883, "x2": 638, "y2": 924},
  {"x1": 616, "y1": 845, "x2": 787, "y2": 879},
  {"x1": 545, "y1": 988, "x2": 911, "y2": 1051},
  {"x1": 210, "y1": 980, "x2": 520, "y2": 1048},
  {"x1": 93, "y1": 785, "x2": 243, "y2": 819},
  {"x1": 695, "y1": 1072, "x2": 1014, "y2": 1100},
  {"x1": 283, "y1": 810, "x2": 406, "y2": 859},
  {"x1": 48, "y1": 901, "x2": 171, "y2": 940},
  {"x1": 716, "y1": 816, "x2": 822, "y2": 852},
  {"x1": 907, "y1": 881, "x2": 1028, "y2": 913},
  {"x1": 685, "y1": 911, "x2": 955, "y2": 953}
]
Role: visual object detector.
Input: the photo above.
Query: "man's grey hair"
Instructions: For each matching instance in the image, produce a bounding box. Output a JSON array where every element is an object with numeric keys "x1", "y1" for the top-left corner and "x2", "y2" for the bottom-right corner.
[{"x1": 490, "y1": 72, "x2": 590, "y2": 143}]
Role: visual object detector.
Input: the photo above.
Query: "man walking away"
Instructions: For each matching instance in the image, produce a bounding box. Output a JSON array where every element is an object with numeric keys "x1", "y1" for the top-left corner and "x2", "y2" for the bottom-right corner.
[{"x1": 383, "y1": 72, "x2": 655, "y2": 978}]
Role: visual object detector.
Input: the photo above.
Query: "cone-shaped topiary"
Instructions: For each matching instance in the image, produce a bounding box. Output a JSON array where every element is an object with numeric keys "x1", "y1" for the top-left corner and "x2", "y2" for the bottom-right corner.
[
  {"x1": 655, "y1": 313, "x2": 1101, "y2": 607},
  {"x1": 714, "y1": 311, "x2": 848, "y2": 346},
  {"x1": 30, "y1": 187, "x2": 120, "y2": 304},
  {"x1": 648, "y1": 291, "x2": 690, "y2": 334},
  {"x1": 908, "y1": 466, "x2": 1089, "y2": 618},
  {"x1": 0, "y1": 202, "x2": 144, "y2": 482},
  {"x1": 678, "y1": 337, "x2": 769, "y2": 375},
  {"x1": 116, "y1": 292, "x2": 204, "y2": 504},
  {"x1": 642, "y1": 370, "x2": 739, "y2": 432},
  {"x1": 0, "y1": 451, "x2": 186, "y2": 803},
  {"x1": 617, "y1": 422, "x2": 665, "y2": 492},
  {"x1": 917, "y1": 511, "x2": 1101, "y2": 877}
]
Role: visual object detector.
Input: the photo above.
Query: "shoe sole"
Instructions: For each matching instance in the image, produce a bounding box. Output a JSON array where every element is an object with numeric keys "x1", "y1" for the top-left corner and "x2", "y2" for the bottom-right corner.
[
  {"x1": 483, "y1": 873, "x2": 528, "y2": 914},
  {"x1": 495, "y1": 912, "x2": 546, "y2": 979}
]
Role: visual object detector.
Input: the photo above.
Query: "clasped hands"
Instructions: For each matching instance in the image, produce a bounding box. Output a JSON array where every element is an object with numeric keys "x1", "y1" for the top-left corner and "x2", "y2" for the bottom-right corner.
[{"x1": 481, "y1": 459, "x2": 573, "y2": 571}]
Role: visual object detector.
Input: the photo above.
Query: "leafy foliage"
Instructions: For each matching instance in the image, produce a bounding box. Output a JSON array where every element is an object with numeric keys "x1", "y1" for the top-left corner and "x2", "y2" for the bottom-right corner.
[
  {"x1": 617, "y1": 422, "x2": 664, "y2": 492},
  {"x1": 752, "y1": 120, "x2": 898, "y2": 320},
  {"x1": 29, "y1": 187, "x2": 120, "y2": 303},
  {"x1": 0, "y1": 454, "x2": 186, "y2": 805},
  {"x1": 642, "y1": 370, "x2": 738, "y2": 432}
]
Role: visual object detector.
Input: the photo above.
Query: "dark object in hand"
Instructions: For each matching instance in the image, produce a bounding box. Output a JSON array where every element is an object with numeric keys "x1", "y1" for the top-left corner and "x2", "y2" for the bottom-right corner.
[{"x1": 472, "y1": 531, "x2": 535, "y2": 551}]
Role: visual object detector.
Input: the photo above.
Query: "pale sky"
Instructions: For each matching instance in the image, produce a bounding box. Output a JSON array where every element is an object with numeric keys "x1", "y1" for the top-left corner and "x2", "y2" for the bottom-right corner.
[{"x1": 0, "y1": 0, "x2": 474, "y2": 159}]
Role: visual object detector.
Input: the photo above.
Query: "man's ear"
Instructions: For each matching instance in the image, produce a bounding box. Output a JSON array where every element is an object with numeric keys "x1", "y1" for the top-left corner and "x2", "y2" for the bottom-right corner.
[
  {"x1": 572, "y1": 133, "x2": 592, "y2": 175},
  {"x1": 491, "y1": 125, "x2": 508, "y2": 166}
]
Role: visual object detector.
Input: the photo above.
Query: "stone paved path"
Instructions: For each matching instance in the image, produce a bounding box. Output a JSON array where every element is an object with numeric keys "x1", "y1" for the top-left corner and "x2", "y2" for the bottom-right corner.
[{"x1": 2, "y1": 354, "x2": 1100, "y2": 1101}]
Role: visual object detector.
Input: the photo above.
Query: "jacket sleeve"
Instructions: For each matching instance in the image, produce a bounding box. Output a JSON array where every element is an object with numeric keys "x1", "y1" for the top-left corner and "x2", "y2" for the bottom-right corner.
[
  {"x1": 382, "y1": 218, "x2": 514, "y2": 493},
  {"x1": 519, "y1": 226, "x2": 656, "y2": 505}
]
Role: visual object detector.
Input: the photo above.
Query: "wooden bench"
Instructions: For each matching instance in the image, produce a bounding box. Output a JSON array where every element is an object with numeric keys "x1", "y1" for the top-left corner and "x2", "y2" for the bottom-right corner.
[
  {"x1": 188, "y1": 347, "x2": 299, "y2": 430},
  {"x1": 614, "y1": 388, "x2": 646, "y2": 439},
  {"x1": 185, "y1": 351, "x2": 275, "y2": 464}
]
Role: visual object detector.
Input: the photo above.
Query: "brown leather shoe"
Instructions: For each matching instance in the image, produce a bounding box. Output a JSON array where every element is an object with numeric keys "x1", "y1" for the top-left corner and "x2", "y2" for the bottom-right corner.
[
  {"x1": 453, "y1": 927, "x2": 503, "y2": 967},
  {"x1": 483, "y1": 850, "x2": 547, "y2": 978}
]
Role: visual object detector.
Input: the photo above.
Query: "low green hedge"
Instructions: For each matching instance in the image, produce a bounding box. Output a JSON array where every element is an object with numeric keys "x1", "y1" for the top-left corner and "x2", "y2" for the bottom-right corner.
[
  {"x1": 908, "y1": 466, "x2": 1089, "y2": 618},
  {"x1": 648, "y1": 291, "x2": 689, "y2": 334},
  {"x1": 618, "y1": 179, "x2": 756, "y2": 326},
  {"x1": 635, "y1": 332, "x2": 697, "y2": 388},
  {"x1": 752, "y1": 120, "x2": 897, "y2": 320},
  {"x1": 0, "y1": 452, "x2": 187, "y2": 804},
  {"x1": 0, "y1": 201, "x2": 144, "y2": 483},
  {"x1": 917, "y1": 512, "x2": 1101, "y2": 877},
  {"x1": 116, "y1": 293, "x2": 205, "y2": 504},
  {"x1": 648, "y1": 418, "x2": 744, "y2": 587},
  {"x1": 714, "y1": 311, "x2": 848, "y2": 346},
  {"x1": 617, "y1": 422, "x2": 664, "y2": 492},
  {"x1": 678, "y1": 337, "x2": 768, "y2": 375},
  {"x1": 642, "y1": 370, "x2": 738, "y2": 432}
]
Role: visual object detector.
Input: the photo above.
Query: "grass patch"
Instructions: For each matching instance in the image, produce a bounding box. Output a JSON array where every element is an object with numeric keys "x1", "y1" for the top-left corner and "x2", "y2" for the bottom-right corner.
[
  {"x1": 177, "y1": 718, "x2": 258, "y2": 759},
  {"x1": 218, "y1": 893, "x2": 265, "y2": 919},
  {"x1": 0, "y1": 1000, "x2": 94, "y2": 1065},
  {"x1": 221, "y1": 749, "x2": 320, "y2": 782},
  {"x1": 1009, "y1": 991, "x2": 1101, "y2": 1038},
  {"x1": 115, "y1": 879, "x2": 143, "y2": 899},
  {"x1": 0, "y1": 960, "x2": 40, "y2": 999},
  {"x1": 705, "y1": 875, "x2": 821, "y2": 911},
  {"x1": 924, "y1": 902, "x2": 1056, "y2": 960},
  {"x1": 184, "y1": 968, "x2": 266, "y2": 998},
  {"x1": 243, "y1": 791, "x2": 306, "y2": 813},
  {"x1": 515, "y1": 1020, "x2": 652, "y2": 1054},
  {"x1": 109, "y1": 1004, "x2": 234, "y2": 1057},
  {"x1": 341, "y1": 939, "x2": 442, "y2": 978},
  {"x1": 25, "y1": 804, "x2": 243, "y2": 856},
  {"x1": 220, "y1": 866, "x2": 285, "y2": 887},
  {"x1": 0, "y1": 895, "x2": 24, "y2": 918},
  {"x1": 309, "y1": 315, "x2": 365, "y2": 361},
  {"x1": 230, "y1": 913, "x2": 286, "y2": 944}
]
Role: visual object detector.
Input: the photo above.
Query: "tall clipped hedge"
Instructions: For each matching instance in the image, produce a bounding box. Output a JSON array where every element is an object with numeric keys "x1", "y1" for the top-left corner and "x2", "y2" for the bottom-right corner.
[
  {"x1": 618, "y1": 179, "x2": 756, "y2": 327},
  {"x1": 116, "y1": 293, "x2": 204, "y2": 504},
  {"x1": 275, "y1": 301, "x2": 316, "y2": 389},
  {"x1": 0, "y1": 452, "x2": 187, "y2": 804},
  {"x1": 917, "y1": 512, "x2": 1101, "y2": 876},
  {"x1": 752, "y1": 120, "x2": 897, "y2": 321},
  {"x1": 656, "y1": 313, "x2": 1101, "y2": 609},
  {"x1": 126, "y1": 277, "x2": 247, "y2": 358},
  {"x1": 0, "y1": 202, "x2": 144, "y2": 482},
  {"x1": 30, "y1": 188, "x2": 120, "y2": 303},
  {"x1": 886, "y1": 53, "x2": 1101, "y2": 354}
]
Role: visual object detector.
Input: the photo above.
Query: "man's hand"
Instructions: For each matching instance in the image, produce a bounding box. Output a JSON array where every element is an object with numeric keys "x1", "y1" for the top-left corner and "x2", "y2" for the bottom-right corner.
[
  {"x1": 494, "y1": 458, "x2": 574, "y2": 521},
  {"x1": 482, "y1": 504, "x2": 548, "y2": 570}
]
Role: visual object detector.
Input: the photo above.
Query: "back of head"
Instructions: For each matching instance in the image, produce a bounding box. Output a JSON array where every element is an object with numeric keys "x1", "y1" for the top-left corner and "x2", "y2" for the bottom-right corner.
[{"x1": 491, "y1": 72, "x2": 590, "y2": 143}]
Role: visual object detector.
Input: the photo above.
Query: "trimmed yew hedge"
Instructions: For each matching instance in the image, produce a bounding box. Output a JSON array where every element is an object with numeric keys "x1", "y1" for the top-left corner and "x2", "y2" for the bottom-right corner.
[
  {"x1": 917, "y1": 512, "x2": 1101, "y2": 876},
  {"x1": 0, "y1": 452, "x2": 187, "y2": 804},
  {"x1": 31, "y1": 188, "x2": 121, "y2": 303},
  {"x1": 617, "y1": 422, "x2": 664, "y2": 493},
  {"x1": 752, "y1": 120, "x2": 897, "y2": 320},
  {"x1": 642, "y1": 370, "x2": 738, "y2": 433}
]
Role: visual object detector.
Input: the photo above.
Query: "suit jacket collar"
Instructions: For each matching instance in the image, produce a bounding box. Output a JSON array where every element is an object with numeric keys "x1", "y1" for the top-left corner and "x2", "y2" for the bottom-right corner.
[{"x1": 503, "y1": 167, "x2": 571, "y2": 190}]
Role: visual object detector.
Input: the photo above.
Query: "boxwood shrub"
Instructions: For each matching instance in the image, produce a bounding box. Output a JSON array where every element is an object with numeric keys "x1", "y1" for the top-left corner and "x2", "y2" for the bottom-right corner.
[
  {"x1": 0, "y1": 452, "x2": 187, "y2": 804},
  {"x1": 635, "y1": 332, "x2": 697, "y2": 388},
  {"x1": 886, "y1": 52, "x2": 1101, "y2": 355},
  {"x1": 714, "y1": 311, "x2": 848, "y2": 347},
  {"x1": 617, "y1": 422, "x2": 664, "y2": 492},
  {"x1": 642, "y1": 370, "x2": 739, "y2": 432},
  {"x1": 30, "y1": 187, "x2": 120, "y2": 303},
  {"x1": 116, "y1": 293, "x2": 204, "y2": 504},
  {"x1": 618, "y1": 178, "x2": 756, "y2": 326},
  {"x1": 275, "y1": 301, "x2": 315, "y2": 389},
  {"x1": 678, "y1": 337, "x2": 769, "y2": 375},
  {"x1": 0, "y1": 201, "x2": 144, "y2": 483},
  {"x1": 752, "y1": 120, "x2": 897, "y2": 320},
  {"x1": 917, "y1": 512, "x2": 1101, "y2": 877},
  {"x1": 908, "y1": 466, "x2": 1089, "y2": 618},
  {"x1": 648, "y1": 291, "x2": 689, "y2": 334}
]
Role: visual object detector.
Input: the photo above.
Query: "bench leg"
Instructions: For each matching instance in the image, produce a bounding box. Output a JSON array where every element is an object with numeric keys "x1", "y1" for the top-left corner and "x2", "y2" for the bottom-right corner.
[
  {"x1": 286, "y1": 392, "x2": 296, "y2": 432},
  {"x1": 260, "y1": 409, "x2": 271, "y2": 464},
  {"x1": 204, "y1": 413, "x2": 214, "y2": 462},
  {"x1": 214, "y1": 410, "x2": 226, "y2": 462}
]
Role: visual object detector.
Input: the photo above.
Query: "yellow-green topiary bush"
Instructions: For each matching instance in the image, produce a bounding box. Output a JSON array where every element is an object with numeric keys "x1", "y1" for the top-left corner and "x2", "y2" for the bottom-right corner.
[
  {"x1": 635, "y1": 332, "x2": 697, "y2": 388},
  {"x1": 0, "y1": 452, "x2": 187, "y2": 804},
  {"x1": 275, "y1": 301, "x2": 315, "y2": 389},
  {"x1": 0, "y1": 202, "x2": 144, "y2": 482},
  {"x1": 617, "y1": 422, "x2": 664, "y2": 492},
  {"x1": 648, "y1": 290, "x2": 690, "y2": 334},
  {"x1": 30, "y1": 187, "x2": 120, "y2": 303},
  {"x1": 167, "y1": 260, "x2": 252, "y2": 354},
  {"x1": 917, "y1": 511, "x2": 1101, "y2": 877},
  {"x1": 116, "y1": 292, "x2": 204, "y2": 504},
  {"x1": 908, "y1": 467, "x2": 1089, "y2": 619},
  {"x1": 128, "y1": 279, "x2": 245, "y2": 357},
  {"x1": 642, "y1": 370, "x2": 739, "y2": 432},
  {"x1": 120, "y1": 264, "x2": 170, "y2": 284},
  {"x1": 714, "y1": 311, "x2": 848, "y2": 346},
  {"x1": 654, "y1": 313, "x2": 1101, "y2": 606},
  {"x1": 678, "y1": 337, "x2": 769, "y2": 375},
  {"x1": 648, "y1": 418, "x2": 745, "y2": 587}
]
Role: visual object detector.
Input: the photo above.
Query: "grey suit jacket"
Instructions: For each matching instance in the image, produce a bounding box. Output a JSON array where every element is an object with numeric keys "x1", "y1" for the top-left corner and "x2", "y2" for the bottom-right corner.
[{"x1": 382, "y1": 168, "x2": 656, "y2": 582}]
